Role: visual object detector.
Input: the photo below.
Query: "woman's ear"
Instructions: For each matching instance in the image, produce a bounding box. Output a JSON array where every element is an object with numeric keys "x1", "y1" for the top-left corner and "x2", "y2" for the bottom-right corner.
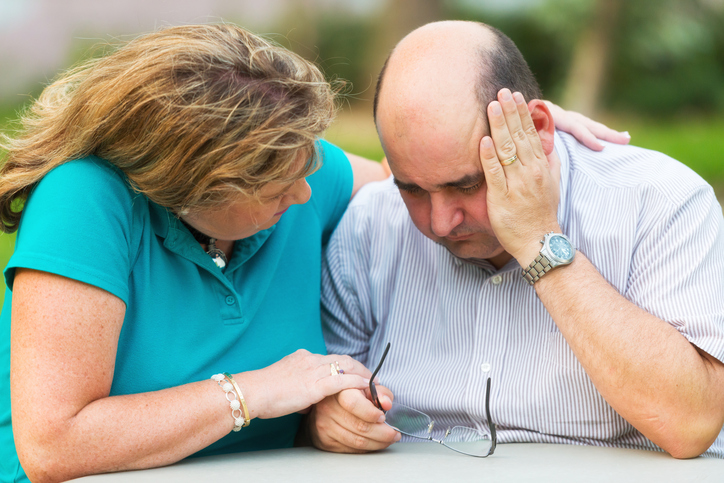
[{"x1": 528, "y1": 99, "x2": 555, "y2": 155}]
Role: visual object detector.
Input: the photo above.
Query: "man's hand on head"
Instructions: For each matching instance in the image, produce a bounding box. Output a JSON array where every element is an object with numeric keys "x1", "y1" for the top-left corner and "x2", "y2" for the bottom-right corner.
[{"x1": 479, "y1": 88, "x2": 562, "y2": 267}]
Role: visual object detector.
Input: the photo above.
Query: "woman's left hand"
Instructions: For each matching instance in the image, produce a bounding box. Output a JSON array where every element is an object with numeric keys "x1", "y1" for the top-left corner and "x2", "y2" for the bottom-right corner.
[
  {"x1": 238, "y1": 349, "x2": 373, "y2": 421},
  {"x1": 545, "y1": 100, "x2": 630, "y2": 151}
]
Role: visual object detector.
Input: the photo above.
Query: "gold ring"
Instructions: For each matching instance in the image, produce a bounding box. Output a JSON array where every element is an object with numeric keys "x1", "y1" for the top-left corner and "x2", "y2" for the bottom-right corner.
[
  {"x1": 330, "y1": 362, "x2": 340, "y2": 376},
  {"x1": 501, "y1": 154, "x2": 518, "y2": 166}
]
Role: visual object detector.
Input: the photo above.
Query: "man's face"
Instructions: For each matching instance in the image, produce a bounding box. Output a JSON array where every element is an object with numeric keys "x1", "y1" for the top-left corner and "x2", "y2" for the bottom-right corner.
[{"x1": 382, "y1": 116, "x2": 507, "y2": 262}]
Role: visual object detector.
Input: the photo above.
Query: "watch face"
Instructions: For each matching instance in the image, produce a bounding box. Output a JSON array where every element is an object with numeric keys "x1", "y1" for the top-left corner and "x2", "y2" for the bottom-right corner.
[{"x1": 549, "y1": 235, "x2": 573, "y2": 261}]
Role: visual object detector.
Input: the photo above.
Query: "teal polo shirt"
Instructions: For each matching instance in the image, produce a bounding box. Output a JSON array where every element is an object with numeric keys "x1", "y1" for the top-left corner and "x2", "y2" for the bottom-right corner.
[{"x1": 0, "y1": 140, "x2": 352, "y2": 482}]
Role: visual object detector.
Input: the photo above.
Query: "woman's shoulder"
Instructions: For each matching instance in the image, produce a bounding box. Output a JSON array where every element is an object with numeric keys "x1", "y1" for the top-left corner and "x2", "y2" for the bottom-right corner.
[
  {"x1": 33, "y1": 156, "x2": 143, "y2": 215},
  {"x1": 42, "y1": 156, "x2": 130, "y2": 192},
  {"x1": 304, "y1": 140, "x2": 353, "y2": 235},
  {"x1": 309, "y1": 140, "x2": 352, "y2": 189}
]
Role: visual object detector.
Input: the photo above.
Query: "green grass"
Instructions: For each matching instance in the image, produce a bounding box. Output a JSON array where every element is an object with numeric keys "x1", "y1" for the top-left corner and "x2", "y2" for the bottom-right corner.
[
  {"x1": 617, "y1": 115, "x2": 724, "y2": 194},
  {"x1": 0, "y1": 234, "x2": 14, "y2": 307}
]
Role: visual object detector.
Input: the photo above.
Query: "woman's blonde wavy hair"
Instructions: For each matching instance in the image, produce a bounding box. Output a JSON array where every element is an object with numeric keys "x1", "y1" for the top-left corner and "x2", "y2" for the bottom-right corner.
[{"x1": 0, "y1": 23, "x2": 336, "y2": 233}]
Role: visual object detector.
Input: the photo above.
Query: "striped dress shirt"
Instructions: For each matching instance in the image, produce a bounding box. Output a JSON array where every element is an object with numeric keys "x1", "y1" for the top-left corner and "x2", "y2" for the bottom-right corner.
[{"x1": 321, "y1": 131, "x2": 724, "y2": 457}]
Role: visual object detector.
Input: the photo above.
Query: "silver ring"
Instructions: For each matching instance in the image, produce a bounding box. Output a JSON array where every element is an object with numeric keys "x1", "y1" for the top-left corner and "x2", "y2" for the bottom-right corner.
[
  {"x1": 330, "y1": 361, "x2": 343, "y2": 376},
  {"x1": 501, "y1": 154, "x2": 518, "y2": 166}
]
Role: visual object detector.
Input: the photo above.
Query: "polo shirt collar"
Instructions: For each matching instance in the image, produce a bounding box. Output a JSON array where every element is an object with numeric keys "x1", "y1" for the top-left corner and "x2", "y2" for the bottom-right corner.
[{"x1": 148, "y1": 200, "x2": 276, "y2": 272}]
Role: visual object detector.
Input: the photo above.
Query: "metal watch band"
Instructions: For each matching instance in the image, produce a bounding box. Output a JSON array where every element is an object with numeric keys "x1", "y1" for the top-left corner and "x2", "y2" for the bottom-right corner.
[{"x1": 522, "y1": 254, "x2": 552, "y2": 285}]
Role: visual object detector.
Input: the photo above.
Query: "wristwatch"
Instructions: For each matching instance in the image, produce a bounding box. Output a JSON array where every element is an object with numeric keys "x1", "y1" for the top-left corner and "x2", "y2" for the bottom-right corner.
[{"x1": 522, "y1": 232, "x2": 575, "y2": 285}]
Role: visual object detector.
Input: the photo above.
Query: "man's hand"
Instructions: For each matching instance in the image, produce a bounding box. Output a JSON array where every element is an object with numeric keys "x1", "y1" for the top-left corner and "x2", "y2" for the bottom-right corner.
[
  {"x1": 308, "y1": 387, "x2": 400, "y2": 453},
  {"x1": 478, "y1": 88, "x2": 561, "y2": 266}
]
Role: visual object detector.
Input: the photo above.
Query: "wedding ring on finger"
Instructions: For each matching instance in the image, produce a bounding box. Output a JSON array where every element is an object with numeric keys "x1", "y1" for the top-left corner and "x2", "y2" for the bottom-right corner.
[
  {"x1": 330, "y1": 361, "x2": 344, "y2": 376},
  {"x1": 501, "y1": 154, "x2": 518, "y2": 166}
]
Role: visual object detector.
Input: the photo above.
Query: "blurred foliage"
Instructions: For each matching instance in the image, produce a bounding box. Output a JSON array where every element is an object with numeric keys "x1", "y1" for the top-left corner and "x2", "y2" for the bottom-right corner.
[{"x1": 295, "y1": 0, "x2": 724, "y2": 116}]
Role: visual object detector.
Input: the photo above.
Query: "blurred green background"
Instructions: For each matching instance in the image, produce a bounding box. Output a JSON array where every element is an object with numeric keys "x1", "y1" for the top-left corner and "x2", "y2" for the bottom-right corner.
[{"x1": 2, "y1": 0, "x2": 724, "y2": 307}]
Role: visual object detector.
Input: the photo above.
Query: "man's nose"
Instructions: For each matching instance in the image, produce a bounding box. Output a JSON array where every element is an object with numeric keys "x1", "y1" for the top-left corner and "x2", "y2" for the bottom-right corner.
[{"x1": 430, "y1": 193, "x2": 463, "y2": 238}]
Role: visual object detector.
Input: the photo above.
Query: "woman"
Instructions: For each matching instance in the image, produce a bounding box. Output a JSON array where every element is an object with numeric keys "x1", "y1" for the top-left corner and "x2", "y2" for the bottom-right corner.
[{"x1": 0, "y1": 24, "x2": 627, "y2": 482}]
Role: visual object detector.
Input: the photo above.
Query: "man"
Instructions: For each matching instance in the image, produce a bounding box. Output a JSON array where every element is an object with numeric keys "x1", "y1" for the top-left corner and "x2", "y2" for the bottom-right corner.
[{"x1": 309, "y1": 21, "x2": 724, "y2": 457}]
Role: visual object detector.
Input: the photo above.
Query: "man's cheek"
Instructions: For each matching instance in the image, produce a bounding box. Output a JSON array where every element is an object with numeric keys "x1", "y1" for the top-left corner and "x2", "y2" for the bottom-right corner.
[{"x1": 402, "y1": 199, "x2": 435, "y2": 237}]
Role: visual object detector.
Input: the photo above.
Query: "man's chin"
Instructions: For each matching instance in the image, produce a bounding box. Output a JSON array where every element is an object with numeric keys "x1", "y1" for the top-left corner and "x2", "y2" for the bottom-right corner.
[{"x1": 438, "y1": 236, "x2": 502, "y2": 261}]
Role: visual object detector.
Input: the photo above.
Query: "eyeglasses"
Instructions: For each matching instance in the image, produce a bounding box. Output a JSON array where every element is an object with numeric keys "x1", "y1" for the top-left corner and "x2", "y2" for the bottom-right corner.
[{"x1": 369, "y1": 342, "x2": 497, "y2": 457}]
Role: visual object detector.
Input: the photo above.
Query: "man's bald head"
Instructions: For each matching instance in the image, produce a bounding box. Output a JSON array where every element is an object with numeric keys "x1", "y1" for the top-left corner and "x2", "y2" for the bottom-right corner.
[{"x1": 373, "y1": 21, "x2": 542, "y2": 130}]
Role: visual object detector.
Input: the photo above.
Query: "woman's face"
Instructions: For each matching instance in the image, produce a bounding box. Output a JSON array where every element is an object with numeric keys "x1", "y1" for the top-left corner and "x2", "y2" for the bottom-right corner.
[{"x1": 181, "y1": 176, "x2": 312, "y2": 241}]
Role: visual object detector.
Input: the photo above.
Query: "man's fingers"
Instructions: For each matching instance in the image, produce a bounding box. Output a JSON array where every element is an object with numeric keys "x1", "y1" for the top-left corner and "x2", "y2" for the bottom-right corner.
[
  {"x1": 338, "y1": 388, "x2": 385, "y2": 422},
  {"x1": 330, "y1": 390, "x2": 399, "y2": 451},
  {"x1": 365, "y1": 384, "x2": 394, "y2": 411},
  {"x1": 479, "y1": 135, "x2": 507, "y2": 194},
  {"x1": 514, "y1": 92, "x2": 546, "y2": 159},
  {"x1": 330, "y1": 424, "x2": 399, "y2": 452},
  {"x1": 487, "y1": 101, "x2": 518, "y2": 164},
  {"x1": 497, "y1": 89, "x2": 535, "y2": 164}
]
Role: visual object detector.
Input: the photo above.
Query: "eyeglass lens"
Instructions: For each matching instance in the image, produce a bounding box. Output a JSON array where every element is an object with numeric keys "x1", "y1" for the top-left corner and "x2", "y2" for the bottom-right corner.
[{"x1": 369, "y1": 342, "x2": 495, "y2": 457}]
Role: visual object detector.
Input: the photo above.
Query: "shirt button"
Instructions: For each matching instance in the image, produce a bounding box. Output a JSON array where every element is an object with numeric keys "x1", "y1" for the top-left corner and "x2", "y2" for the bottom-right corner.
[
  {"x1": 491, "y1": 275, "x2": 502, "y2": 285},
  {"x1": 480, "y1": 363, "x2": 491, "y2": 373},
  {"x1": 225, "y1": 295, "x2": 236, "y2": 305}
]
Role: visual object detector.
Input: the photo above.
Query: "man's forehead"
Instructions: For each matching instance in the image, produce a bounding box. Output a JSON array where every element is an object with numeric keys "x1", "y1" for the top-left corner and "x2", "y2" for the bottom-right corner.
[
  {"x1": 393, "y1": 170, "x2": 484, "y2": 191},
  {"x1": 389, "y1": 146, "x2": 484, "y2": 189}
]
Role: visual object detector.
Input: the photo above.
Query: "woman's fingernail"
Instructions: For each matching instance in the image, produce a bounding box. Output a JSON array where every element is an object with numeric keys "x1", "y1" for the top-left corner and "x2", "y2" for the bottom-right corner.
[
  {"x1": 482, "y1": 137, "x2": 493, "y2": 149},
  {"x1": 394, "y1": 432, "x2": 402, "y2": 442},
  {"x1": 622, "y1": 131, "x2": 631, "y2": 138},
  {"x1": 491, "y1": 102, "x2": 502, "y2": 115},
  {"x1": 378, "y1": 414, "x2": 386, "y2": 423},
  {"x1": 501, "y1": 89, "x2": 512, "y2": 101},
  {"x1": 513, "y1": 92, "x2": 525, "y2": 104}
]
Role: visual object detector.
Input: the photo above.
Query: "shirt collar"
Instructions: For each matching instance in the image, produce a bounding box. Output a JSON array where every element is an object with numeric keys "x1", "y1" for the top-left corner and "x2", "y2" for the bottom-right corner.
[
  {"x1": 553, "y1": 129, "x2": 572, "y2": 234},
  {"x1": 148, "y1": 200, "x2": 276, "y2": 272}
]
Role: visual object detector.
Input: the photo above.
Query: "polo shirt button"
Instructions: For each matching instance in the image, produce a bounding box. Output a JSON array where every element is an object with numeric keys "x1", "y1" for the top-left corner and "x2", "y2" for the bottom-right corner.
[
  {"x1": 225, "y1": 295, "x2": 236, "y2": 305},
  {"x1": 480, "y1": 363, "x2": 491, "y2": 373},
  {"x1": 491, "y1": 275, "x2": 502, "y2": 285}
]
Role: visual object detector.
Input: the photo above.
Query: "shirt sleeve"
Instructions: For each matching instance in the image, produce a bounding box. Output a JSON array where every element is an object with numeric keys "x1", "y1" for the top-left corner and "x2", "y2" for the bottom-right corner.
[
  {"x1": 321, "y1": 202, "x2": 374, "y2": 366},
  {"x1": 4, "y1": 158, "x2": 138, "y2": 305},
  {"x1": 307, "y1": 140, "x2": 353, "y2": 246},
  {"x1": 626, "y1": 183, "x2": 724, "y2": 363}
]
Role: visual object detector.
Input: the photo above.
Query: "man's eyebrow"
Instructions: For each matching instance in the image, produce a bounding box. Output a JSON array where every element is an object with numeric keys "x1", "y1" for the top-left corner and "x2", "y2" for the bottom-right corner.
[
  {"x1": 393, "y1": 173, "x2": 483, "y2": 191},
  {"x1": 393, "y1": 178, "x2": 421, "y2": 191}
]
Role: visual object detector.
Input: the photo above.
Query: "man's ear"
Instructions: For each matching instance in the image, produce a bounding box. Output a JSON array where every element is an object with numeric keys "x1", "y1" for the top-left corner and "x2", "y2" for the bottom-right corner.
[{"x1": 528, "y1": 99, "x2": 555, "y2": 155}]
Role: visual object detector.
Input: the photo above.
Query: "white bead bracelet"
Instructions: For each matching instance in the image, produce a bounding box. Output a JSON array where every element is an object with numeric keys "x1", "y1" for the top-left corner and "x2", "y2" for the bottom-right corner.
[{"x1": 211, "y1": 373, "x2": 247, "y2": 432}]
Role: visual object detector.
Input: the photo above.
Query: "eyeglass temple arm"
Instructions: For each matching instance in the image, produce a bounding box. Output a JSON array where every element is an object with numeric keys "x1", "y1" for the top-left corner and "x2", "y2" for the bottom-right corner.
[
  {"x1": 485, "y1": 376, "x2": 496, "y2": 455},
  {"x1": 369, "y1": 342, "x2": 391, "y2": 409}
]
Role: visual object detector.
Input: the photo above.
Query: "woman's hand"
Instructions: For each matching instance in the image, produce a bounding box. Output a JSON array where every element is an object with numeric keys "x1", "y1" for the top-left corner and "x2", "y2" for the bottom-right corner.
[
  {"x1": 545, "y1": 100, "x2": 630, "y2": 151},
  {"x1": 239, "y1": 350, "x2": 373, "y2": 420}
]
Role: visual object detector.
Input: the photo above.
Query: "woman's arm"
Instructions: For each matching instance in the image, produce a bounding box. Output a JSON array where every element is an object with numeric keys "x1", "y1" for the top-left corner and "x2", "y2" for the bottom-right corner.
[{"x1": 11, "y1": 269, "x2": 371, "y2": 483}]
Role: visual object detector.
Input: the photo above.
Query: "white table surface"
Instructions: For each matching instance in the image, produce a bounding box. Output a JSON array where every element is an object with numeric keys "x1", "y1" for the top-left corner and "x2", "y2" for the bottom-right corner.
[{"x1": 69, "y1": 442, "x2": 724, "y2": 483}]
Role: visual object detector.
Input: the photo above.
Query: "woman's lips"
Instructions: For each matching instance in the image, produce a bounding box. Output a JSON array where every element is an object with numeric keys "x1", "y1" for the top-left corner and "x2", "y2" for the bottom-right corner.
[{"x1": 275, "y1": 207, "x2": 289, "y2": 216}]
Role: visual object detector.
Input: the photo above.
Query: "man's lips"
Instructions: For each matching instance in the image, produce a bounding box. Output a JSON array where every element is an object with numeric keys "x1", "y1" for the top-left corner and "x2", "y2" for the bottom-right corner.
[
  {"x1": 445, "y1": 233, "x2": 474, "y2": 242},
  {"x1": 275, "y1": 207, "x2": 289, "y2": 216}
]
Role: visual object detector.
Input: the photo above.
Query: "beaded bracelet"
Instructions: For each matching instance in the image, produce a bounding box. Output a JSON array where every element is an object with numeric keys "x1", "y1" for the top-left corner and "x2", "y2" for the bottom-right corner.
[
  {"x1": 223, "y1": 372, "x2": 250, "y2": 428},
  {"x1": 211, "y1": 373, "x2": 246, "y2": 432}
]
